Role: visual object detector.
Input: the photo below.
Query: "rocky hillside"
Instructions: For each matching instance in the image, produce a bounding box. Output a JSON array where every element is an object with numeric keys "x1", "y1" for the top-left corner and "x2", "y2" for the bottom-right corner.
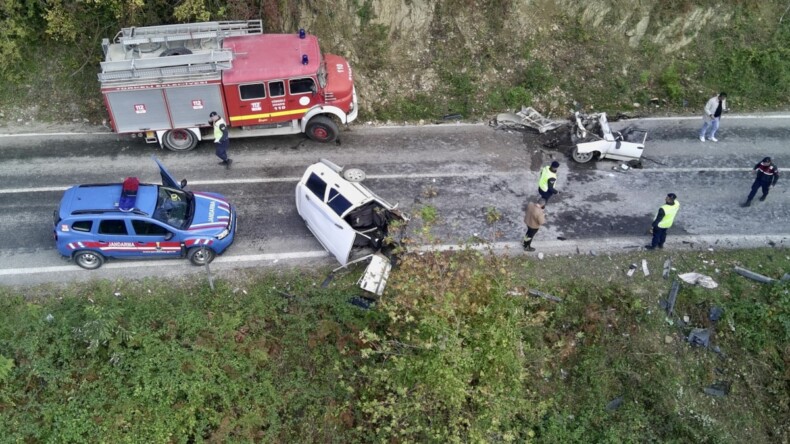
[{"x1": 0, "y1": 0, "x2": 787, "y2": 125}]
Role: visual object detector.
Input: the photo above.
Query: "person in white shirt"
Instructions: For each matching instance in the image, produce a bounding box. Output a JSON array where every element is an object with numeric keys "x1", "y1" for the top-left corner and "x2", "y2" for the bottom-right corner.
[{"x1": 699, "y1": 92, "x2": 727, "y2": 142}]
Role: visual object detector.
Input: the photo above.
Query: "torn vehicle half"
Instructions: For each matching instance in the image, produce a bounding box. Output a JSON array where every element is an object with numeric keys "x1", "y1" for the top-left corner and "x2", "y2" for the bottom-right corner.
[
  {"x1": 295, "y1": 159, "x2": 408, "y2": 267},
  {"x1": 571, "y1": 112, "x2": 648, "y2": 163}
]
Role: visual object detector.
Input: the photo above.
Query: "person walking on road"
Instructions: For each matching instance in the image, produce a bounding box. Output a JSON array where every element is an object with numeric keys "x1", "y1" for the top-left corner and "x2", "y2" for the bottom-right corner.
[
  {"x1": 699, "y1": 92, "x2": 727, "y2": 142},
  {"x1": 538, "y1": 161, "x2": 560, "y2": 203},
  {"x1": 646, "y1": 193, "x2": 680, "y2": 250},
  {"x1": 209, "y1": 111, "x2": 232, "y2": 168},
  {"x1": 742, "y1": 157, "x2": 779, "y2": 207},
  {"x1": 523, "y1": 198, "x2": 546, "y2": 252}
]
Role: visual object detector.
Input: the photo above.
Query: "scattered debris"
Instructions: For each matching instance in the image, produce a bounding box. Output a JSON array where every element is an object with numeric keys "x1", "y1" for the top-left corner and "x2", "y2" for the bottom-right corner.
[
  {"x1": 528, "y1": 289, "x2": 563, "y2": 303},
  {"x1": 442, "y1": 113, "x2": 462, "y2": 120},
  {"x1": 627, "y1": 263, "x2": 638, "y2": 277},
  {"x1": 664, "y1": 335, "x2": 674, "y2": 344},
  {"x1": 357, "y1": 253, "x2": 392, "y2": 296},
  {"x1": 703, "y1": 381, "x2": 731, "y2": 398},
  {"x1": 491, "y1": 106, "x2": 566, "y2": 133},
  {"x1": 642, "y1": 259, "x2": 649, "y2": 276},
  {"x1": 45, "y1": 314, "x2": 54, "y2": 323},
  {"x1": 348, "y1": 296, "x2": 376, "y2": 310},
  {"x1": 733, "y1": 266, "x2": 776, "y2": 284},
  {"x1": 276, "y1": 290, "x2": 296, "y2": 299},
  {"x1": 688, "y1": 328, "x2": 711, "y2": 348},
  {"x1": 538, "y1": 252, "x2": 545, "y2": 260},
  {"x1": 659, "y1": 280, "x2": 680, "y2": 315},
  {"x1": 590, "y1": 250, "x2": 597, "y2": 257},
  {"x1": 683, "y1": 315, "x2": 690, "y2": 323},
  {"x1": 708, "y1": 306, "x2": 725, "y2": 322},
  {"x1": 557, "y1": 236, "x2": 567, "y2": 241},
  {"x1": 605, "y1": 396, "x2": 624, "y2": 411},
  {"x1": 321, "y1": 273, "x2": 335, "y2": 288},
  {"x1": 678, "y1": 272, "x2": 718, "y2": 289},
  {"x1": 662, "y1": 259, "x2": 672, "y2": 279}
]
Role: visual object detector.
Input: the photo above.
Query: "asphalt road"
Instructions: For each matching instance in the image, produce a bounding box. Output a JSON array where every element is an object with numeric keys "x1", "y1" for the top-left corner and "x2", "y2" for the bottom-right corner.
[{"x1": 1, "y1": 114, "x2": 788, "y2": 286}]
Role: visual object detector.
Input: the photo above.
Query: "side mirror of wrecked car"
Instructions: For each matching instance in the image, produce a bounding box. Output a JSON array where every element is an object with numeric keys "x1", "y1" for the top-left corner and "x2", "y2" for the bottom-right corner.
[{"x1": 180, "y1": 179, "x2": 188, "y2": 188}]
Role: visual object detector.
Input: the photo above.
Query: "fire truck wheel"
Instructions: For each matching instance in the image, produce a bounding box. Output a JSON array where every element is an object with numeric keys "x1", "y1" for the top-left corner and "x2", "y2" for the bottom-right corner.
[
  {"x1": 160, "y1": 47, "x2": 193, "y2": 57},
  {"x1": 305, "y1": 116, "x2": 338, "y2": 143},
  {"x1": 163, "y1": 129, "x2": 198, "y2": 152},
  {"x1": 188, "y1": 247, "x2": 215, "y2": 266}
]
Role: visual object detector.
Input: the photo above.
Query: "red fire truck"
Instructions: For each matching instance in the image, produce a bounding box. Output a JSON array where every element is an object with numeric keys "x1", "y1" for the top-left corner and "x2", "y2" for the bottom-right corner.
[{"x1": 99, "y1": 20, "x2": 358, "y2": 151}]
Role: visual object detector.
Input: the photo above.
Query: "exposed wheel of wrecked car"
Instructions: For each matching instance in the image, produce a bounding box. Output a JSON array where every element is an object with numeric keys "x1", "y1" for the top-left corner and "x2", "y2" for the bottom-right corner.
[
  {"x1": 571, "y1": 147, "x2": 596, "y2": 163},
  {"x1": 342, "y1": 168, "x2": 366, "y2": 182},
  {"x1": 163, "y1": 129, "x2": 198, "y2": 152},
  {"x1": 305, "y1": 115, "x2": 339, "y2": 143},
  {"x1": 188, "y1": 247, "x2": 216, "y2": 266},
  {"x1": 74, "y1": 250, "x2": 104, "y2": 270}
]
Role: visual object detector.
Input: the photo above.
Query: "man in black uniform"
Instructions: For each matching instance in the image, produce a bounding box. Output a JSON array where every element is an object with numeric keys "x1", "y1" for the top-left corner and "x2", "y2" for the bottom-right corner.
[{"x1": 742, "y1": 157, "x2": 779, "y2": 207}]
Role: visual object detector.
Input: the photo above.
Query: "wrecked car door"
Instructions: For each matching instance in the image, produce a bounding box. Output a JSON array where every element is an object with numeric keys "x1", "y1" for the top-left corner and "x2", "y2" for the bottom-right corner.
[{"x1": 296, "y1": 171, "x2": 355, "y2": 265}]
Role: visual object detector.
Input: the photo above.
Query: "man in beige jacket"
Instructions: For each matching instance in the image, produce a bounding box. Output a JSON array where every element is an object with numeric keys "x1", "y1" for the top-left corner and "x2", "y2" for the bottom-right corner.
[{"x1": 523, "y1": 198, "x2": 546, "y2": 252}]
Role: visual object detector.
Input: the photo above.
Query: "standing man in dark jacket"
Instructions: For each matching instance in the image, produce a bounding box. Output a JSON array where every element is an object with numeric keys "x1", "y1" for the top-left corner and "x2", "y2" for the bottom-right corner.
[
  {"x1": 742, "y1": 157, "x2": 779, "y2": 207},
  {"x1": 645, "y1": 193, "x2": 680, "y2": 250},
  {"x1": 538, "y1": 161, "x2": 560, "y2": 203},
  {"x1": 209, "y1": 111, "x2": 232, "y2": 168}
]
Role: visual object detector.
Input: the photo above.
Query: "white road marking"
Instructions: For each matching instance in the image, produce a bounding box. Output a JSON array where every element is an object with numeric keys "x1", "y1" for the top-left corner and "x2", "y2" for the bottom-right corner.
[
  {"x1": 1, "y1": 234, "x2": 786, "y2": 277},
  {"x1": 1, "y1": 113, "x2": 789, "y2": 138},
  {"x1": 0, "y1": 168, "x2": 760, "y2": 194}
]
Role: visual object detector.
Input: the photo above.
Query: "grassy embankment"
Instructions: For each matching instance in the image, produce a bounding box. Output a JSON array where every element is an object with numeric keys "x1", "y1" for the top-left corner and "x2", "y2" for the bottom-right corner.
[{"x1": 1, "y1": 247, "x2": 787, "y2": 442}]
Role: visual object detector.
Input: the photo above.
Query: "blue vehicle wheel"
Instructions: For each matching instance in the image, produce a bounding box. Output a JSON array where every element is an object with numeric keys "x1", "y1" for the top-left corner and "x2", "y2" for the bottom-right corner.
[
  {"x1": 74, "y1": 250, "x2": 104, "y2": 270},
  {"x1": 188, "y1": 247, "x2": 215, "y2": 266}
]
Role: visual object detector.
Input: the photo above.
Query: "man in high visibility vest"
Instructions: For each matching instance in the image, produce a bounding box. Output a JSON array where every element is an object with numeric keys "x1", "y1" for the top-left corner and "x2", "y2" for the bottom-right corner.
[
  {"x1": 538, "y1": 161, "x2": 560, "y2": 203},
  {"x1": 209, "y1": 111, "x2": 232, "y2": 168},
  {"x1": 645, "y1": 193, "x2": 679, "y2": 250}
]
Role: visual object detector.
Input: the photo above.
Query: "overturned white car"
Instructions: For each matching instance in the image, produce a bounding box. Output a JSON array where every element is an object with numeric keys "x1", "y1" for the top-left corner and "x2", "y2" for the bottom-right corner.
[
  {"x1": 295, "y1": 159, "x2": 408, "y2": 295},
  {"x1": 571, "y1": 112, "x2": 648, "y2": 163}
]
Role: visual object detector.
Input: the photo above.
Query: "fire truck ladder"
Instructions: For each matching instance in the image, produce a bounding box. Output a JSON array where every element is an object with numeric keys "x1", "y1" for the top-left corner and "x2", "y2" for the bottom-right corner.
[
  {"x1": 98, "y1": 50, "x2": 235, "y2": 84},
  {"x1": 110, "y1": 20, "x2": 262, "y2": 51},
  {"x1": 99, "y1": 20, "x2": 263, "y2": 85}
]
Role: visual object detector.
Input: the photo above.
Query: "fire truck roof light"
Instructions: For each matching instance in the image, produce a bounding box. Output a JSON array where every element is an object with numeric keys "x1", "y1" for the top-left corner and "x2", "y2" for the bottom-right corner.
[
  {"x1": 302, "y1": 54, "x2": 309, "y2": 65},
  {"x1": 299, "y1": 28, "x2": 306, "y2": 39}
]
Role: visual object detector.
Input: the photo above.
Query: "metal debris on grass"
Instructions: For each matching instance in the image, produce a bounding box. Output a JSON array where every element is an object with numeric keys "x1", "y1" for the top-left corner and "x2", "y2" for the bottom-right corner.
[
  {"x1": 678, "y1": 272, "x2": 718, "y2": 289},
  {"x1": 605, "y1": 396, "x2": 624, "y2": 411},
  {"x1": 688, "y1": 328, "x2": 711, "y2": 348},
  {"x1": 663, "y1": 259, "x2": 672, "y2": 279},
  {"x1": 627, "y1": 263, "x2": 638, "y2": 277},
  {"x1": 703, "y1": 381, "x2": 731, "y2": 398},
  {"x1": 733, "y1": 266, "x2": 780, "y2": 284},
  {"x1": 528, "y1": 289, "x2": 563, "y2": 303},
  {"x1": 642, "y1": 259, "x2": 649, "y2": 276},
  {"x1": 659, "y1": 279, "x2": 680, "y2": 316}
]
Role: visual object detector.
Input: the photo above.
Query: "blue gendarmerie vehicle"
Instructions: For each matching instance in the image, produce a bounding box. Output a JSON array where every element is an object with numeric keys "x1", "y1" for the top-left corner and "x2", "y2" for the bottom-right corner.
[{"x1": 53, "y1": 157, "x2": 236, "y2": 269}]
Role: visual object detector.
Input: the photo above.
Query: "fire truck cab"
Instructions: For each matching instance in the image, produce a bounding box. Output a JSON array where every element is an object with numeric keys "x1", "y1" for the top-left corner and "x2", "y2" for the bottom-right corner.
[{"x1": 99, "y1": 21, "x2": 358, "y2": 151}]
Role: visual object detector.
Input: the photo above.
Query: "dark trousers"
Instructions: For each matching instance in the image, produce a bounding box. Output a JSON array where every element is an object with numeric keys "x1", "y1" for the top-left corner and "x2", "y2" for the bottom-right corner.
[
  {"x1": 538, "y1": 188, "x2": 554, "y2": 202},
  {"x1": 650, "y1": 227, "x2": 668, "y2": 248},
  {"x1": 215, "y1": 141, "x2": 229, "y2": 162},
  {"x1": 746, "y1": 180, "x2": 770, "y2": 202},
  {"x1": 524, "y1": 227, "x2": 539, "y2": 245}
]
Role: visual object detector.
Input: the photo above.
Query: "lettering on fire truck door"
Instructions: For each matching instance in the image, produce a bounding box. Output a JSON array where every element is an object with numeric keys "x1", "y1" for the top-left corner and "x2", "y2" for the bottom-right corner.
[{"x1": 224, "y1": 82, "x2": 273, "y2": 126}]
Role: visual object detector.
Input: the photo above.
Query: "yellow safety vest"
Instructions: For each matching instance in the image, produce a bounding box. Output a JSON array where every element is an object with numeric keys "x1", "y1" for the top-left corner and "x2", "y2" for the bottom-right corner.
[
  {"x1": 538, "y1": 166, "x2": 557, "y2": 192},
  {"x1": 657, "y1": 201, "x2": 679, "y2": 228},
  {"x1": 213, "y1": 118, "x2": 227, "y2": 141}
]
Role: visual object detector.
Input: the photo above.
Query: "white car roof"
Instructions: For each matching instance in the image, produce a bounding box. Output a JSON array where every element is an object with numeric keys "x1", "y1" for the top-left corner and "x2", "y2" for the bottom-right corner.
[{"x1": 302, "y1": 159, "x2": 396, "y2": 211}]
